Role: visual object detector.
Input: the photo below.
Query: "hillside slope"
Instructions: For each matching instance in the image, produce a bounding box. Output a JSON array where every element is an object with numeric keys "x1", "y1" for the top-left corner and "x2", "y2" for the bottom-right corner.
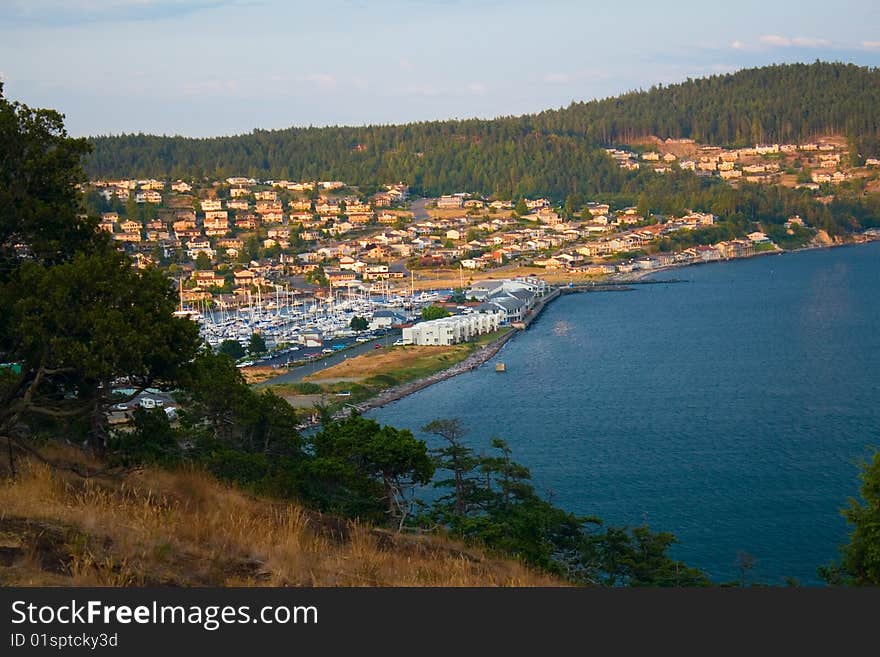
[
  {"x1": 85, "y1": 62, "x2": 880, "y2": 199},
  {"x1": 0, "y1": 453, "x2": 561, "y2": 586}
]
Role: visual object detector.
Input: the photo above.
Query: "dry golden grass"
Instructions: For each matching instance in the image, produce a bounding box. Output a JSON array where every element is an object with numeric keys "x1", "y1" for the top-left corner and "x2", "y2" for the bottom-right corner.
[
  {"x1": 304, "y1": 344, "x2": 469, "y2": 382},
  {"x1": 0, "y1": 454, "x2": 562, "y2": 587},
  {"x1": 240, "y1": 365, "x2": 289, "y2": 384}
]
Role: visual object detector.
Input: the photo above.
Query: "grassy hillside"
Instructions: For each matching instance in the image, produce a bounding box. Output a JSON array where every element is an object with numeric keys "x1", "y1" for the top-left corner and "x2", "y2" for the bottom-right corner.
[
  {"x1": 85, "y1": 62, "x2": 880, "y2": 199},
  {"x1": 0, "y1": 450, "x2": 561, "y2": 586}
]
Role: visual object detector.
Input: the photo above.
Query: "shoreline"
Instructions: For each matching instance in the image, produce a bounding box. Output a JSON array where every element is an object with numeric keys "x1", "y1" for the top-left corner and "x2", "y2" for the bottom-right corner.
[
  {"x1": 300, "y1": 238, "x2": 877, "y2": 424},
  {"x1": 292, "y1": 329, "x2": 516, "y2": 428},
  {"x1": 346, "y1": 329, "x2": 516, "y2": 414}
]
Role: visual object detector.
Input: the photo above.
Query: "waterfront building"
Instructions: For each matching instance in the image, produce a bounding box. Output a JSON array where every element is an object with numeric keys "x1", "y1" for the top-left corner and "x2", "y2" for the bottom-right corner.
[
  {"x1": 370, "y1": 309, "x2": 410, "y2": 331},
  {"x1": 402, "y1": 312, "x2": 499, "y2": 346}
]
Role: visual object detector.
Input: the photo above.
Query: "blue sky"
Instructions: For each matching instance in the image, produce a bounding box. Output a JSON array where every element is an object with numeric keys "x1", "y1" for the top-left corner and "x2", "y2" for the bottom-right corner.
[{"x1": 1, "y1": 0, "x2": 878, "y2": 137}]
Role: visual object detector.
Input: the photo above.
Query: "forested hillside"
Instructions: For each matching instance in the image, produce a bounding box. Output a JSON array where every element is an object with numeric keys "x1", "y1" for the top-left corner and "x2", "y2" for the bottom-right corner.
[{"x1": 86, "y1": 62, "x2": 880, "y2": 199}]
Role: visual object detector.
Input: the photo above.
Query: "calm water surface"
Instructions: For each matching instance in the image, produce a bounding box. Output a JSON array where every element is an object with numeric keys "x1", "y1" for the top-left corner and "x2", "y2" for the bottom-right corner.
[{"x1": 368, "y1": 243, "x2": 880, "y2": 585}]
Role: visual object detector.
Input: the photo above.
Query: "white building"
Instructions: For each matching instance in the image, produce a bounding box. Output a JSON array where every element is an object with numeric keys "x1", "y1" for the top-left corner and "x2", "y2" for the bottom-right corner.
[
  {"x1": 402, "y1": 312, "x2": 500, "y2": 346},
  {"x1": 436, "y1": 195, "x2": 463, "y2": 209}
]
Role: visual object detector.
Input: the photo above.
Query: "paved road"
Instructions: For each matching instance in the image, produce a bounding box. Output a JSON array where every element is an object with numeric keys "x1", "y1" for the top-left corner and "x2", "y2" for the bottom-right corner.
[
  {"x1": 255, "y1": 329, "x2": 402, "y2": 386},
  {"x1": 409, "y1": 197, "x2": 431, "y2": 221}
]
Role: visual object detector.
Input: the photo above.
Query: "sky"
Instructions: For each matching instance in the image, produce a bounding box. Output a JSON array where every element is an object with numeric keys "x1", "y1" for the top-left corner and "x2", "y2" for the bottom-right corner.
[{"x1": 1, "y1": 0, "x2": 879, "y2": 138}]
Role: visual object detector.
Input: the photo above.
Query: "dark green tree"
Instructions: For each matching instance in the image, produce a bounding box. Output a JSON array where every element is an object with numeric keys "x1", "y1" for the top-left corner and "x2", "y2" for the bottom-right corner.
[
  {"x1": 422, "y1": 419, "x2": 480, "y2": 518},
  {"x1": 564, "y1": 193, "x2": 583, "y2": 218},
  {"x1": 350, "y1": 315, "x2": 368, "y2": 332},
  {"x1": 218, "y1": 339, "x2": 246, "y2": 360},
  {"x1": 3, "y1": 246, "x2": 200, "y2": 455},
  {"x1": 0, "y1": 84, "x2": 200, "y2": 459},
  {"x1": 248, "y1": 331, "x2": 267, "y2": 355},
  {"x1": 821, "y1": 451, "x2": 880, "y2": 585},
  {"x1": 194, "y1": 251, "x2": 212, "y2": 270},
  {"x1": 421, "y1": 305, "x2": 450, "y2": 321},
  {"x1": 110, "y1": 407, "x2": 181, "y2": 467},
  {"x1": 177, "y1": 348, "x2": 301, "y2": 458},
  {"x1": 307, "y1": 413, "x2": 433, "y2": 526}
]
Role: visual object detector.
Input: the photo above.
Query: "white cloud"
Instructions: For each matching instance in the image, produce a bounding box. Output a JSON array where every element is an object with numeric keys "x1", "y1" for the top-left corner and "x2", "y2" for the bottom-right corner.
[
  {"x1": 862, "y1": 41, "x2": 880, "y2": 50},
  {"x1": 760, "y1": 34, "x2": 832, "y2": 48},
  {"x1": 466, "y1": 81, "x2": 486, "y2": 94},
  {"x1": 399, "y1": 58, "x2": 414, "y2": 71},
  {"x1": 730, "y1": 40, "x2": 747, "y2": 50}
]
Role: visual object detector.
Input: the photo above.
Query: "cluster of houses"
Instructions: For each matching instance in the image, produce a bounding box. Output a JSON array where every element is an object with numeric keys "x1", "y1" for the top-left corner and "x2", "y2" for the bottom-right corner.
[
  {"x1": 531, "y1": 209, "x2": 785, "y2": 274},
  {"x1": 90, "y1": 177, "x2": 411, "y2": 257},
  {"x1": 605, "y1": 138, "x2": 873, "y2": 188},
  {"x1": 84, "y1": 167, "x2": 844, "y2": 318}
]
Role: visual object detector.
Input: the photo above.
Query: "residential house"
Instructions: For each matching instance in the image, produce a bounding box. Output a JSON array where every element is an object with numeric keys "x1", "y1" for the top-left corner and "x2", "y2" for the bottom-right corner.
[
  {"x1": 120, "y1": 220, "x2": 141, "y2": 234},
  {"x1": 192, "y1": 270, "x2": 223, "y2": 287},
  {"x1": 135, "y1": 191, "x2": 162, "y2": 204},
  {"x1": 186, "y1": 239, "x2": 214, "y2": 259},
  {"x1": 235, "y1": 214, "x2": 259, "y2": 230},
  {"x1": 437, "y1": 195, "x2": 463, "y2": 209},
  {"x1": 233, "y1": 269, "x2": 256, "y2": 287}
]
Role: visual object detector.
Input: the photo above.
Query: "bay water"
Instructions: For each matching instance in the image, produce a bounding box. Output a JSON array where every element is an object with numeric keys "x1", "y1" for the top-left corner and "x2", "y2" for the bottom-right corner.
[{"x1": 368, "y1": 242, "x2": 880, "y2": 585}]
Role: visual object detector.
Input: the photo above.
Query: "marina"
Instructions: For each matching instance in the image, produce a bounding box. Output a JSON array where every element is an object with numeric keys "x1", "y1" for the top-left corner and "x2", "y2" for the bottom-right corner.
[{"x1": 176, "y1": 279, "x2": 450, "y2": 355}]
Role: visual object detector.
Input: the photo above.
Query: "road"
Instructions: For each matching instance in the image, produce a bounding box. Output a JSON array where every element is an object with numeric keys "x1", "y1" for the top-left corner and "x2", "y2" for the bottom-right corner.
[
  {"x1": 255, "y1": 328, "x2": 402, "y2": 386},
  {"x1": 409, "y1": 197, "x2": 431, "y2": 221}
]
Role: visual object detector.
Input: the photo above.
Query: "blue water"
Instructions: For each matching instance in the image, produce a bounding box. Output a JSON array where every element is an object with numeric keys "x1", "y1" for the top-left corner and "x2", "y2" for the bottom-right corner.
[{"x1": 368, "y1": 243, "x2": 880, "y2": 585}]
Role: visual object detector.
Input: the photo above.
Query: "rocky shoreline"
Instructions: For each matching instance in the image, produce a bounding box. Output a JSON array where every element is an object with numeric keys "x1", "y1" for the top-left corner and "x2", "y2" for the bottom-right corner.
[{"x1": 338, "y1": 329, "x2": 516, "y2": 417}]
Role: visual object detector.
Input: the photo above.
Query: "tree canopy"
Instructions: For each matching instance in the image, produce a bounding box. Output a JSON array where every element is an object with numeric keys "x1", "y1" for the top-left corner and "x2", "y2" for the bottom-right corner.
[
  {"x1": 0, "y1": 83, "x2": 200, "y2": 456},
  {"x1": 86, "y1": 63, "x2": 880, "y2": 201},
  {"x1": 822, "y1": 451, "x2": 880, "y2": 585}
]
